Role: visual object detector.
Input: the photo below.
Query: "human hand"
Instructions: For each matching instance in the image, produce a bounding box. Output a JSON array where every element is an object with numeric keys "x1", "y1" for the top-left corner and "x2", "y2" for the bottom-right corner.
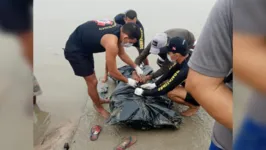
[
  {"x1": 135, "y1": 66, "x2": 144, "y2": 77},
  {"x1": 127, "y1": 78, "x2": 138, "y2": 87},
  {"x1": 141, "y1": 75, "x2": 152, "y2": 83}
]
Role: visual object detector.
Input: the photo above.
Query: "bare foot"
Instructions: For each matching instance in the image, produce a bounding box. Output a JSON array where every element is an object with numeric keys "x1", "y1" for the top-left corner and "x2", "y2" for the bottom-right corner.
[
  {"x1": 181, "y1": 107, "x2": 199, "y2": 117},
  {"x1": 101, "y1": 74, "x2": 108, "y2": 83},
  {"x1": 100, "y1": 99, "x2": 110, "y2": 104},
  {"x1": 94, "y1": 105, "x2": 110, "y2": 119}
]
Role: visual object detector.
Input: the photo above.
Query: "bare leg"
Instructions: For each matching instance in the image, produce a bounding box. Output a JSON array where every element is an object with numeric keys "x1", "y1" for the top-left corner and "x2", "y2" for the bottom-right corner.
[
  {"x1": 167, "y1": 86, "x2": 199, "y2": 116},
  {"x1": 102, "y1": 62, "x2": 108, "y2": 83},
  {"x1": 84, "y1": 74, "x2": 110, "y2": 119}
]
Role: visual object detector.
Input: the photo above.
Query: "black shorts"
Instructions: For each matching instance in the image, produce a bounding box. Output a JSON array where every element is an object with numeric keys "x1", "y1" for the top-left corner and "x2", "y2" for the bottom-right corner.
[
  {"x1": 185, "y1": 93, "x2": 200, "y2": 106},
  {"x1": 64, "y1": 50, "x2": 95, "y2": 77}
]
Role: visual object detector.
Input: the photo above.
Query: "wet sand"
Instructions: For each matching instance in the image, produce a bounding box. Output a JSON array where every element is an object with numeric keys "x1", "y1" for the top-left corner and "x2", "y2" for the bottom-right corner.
[
  {"x1": 34, "y1": 0, "x2": 218, "y2": 149},
  {"x1": 34, "y1": 45, "x2": 214, "y2": 150}
]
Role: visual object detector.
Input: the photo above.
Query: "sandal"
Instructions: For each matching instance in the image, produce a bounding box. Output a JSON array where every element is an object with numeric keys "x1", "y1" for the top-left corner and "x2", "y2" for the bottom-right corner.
[
  {"x1": 115, "y1": 136, "x2": 137, "y2": 150},
  {"x1": 90, "y1": 125, "x2": 102, "y2": 141}
]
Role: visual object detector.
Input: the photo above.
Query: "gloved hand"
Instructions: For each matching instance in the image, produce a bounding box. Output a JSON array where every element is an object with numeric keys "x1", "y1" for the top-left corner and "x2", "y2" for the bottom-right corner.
[
  {"x1": 134, "y1": 88, "x2": 144, "y2": 96},
  {"x1": 135, "y1": 66, "x2": 144, "y2": 76},
  {"x1": 140, "y1": 83, "x2": 157, "y2": 90},
  {"x1": 127, "y1": 78, "x2": 138, "y2": 87}
]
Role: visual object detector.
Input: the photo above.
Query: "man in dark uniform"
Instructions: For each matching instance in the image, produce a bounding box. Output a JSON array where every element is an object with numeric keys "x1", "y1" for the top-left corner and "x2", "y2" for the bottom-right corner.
[
  {"x1": 135, "y1": 28, "x2": 196, "y2": 82},
  {"x1": 114, "y1": 9, "x2": 146, "y2": 58},
  {"x1": 101, "y1": 9, "x2": 147, "y2": 82},
  {"x1": 64, "y1": 20, "x2": 144, "y2": 119},
  {"x1": 134, "y1": 37, "x2": 200, "y2": 116}
]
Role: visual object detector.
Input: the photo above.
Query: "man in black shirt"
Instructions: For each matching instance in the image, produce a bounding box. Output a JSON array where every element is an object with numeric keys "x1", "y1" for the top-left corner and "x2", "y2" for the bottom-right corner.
[
  {"x1": 134, "y1": 37, "x2": 200, "y2": 116},
  {"x1": 114, "y1": 10, "x2": 145, "y2": 55},
  {"x1": 64, "y1": 20, "x2": 143, "y2": 119}
]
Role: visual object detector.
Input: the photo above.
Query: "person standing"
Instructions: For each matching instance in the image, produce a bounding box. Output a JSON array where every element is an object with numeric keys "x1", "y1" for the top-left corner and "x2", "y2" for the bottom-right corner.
[
  {"x1": 233, "y1": 0, "x2": 266, "y2": 149},
  {"x1": 64, "y1": 20, "x2": 143, "y2": 119},
  {"x1": 0, "y1": 0, "x2": 34, "y2": 149},
  {"x1": 185, "y1": 0, "x2": 233, "y2": 149}
]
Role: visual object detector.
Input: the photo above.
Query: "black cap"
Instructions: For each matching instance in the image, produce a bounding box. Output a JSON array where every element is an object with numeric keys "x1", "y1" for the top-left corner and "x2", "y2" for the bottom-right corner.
[
  {"x1": 161, "y1": 37, "x2": 188, "y2": 56},
  {"x1": 122, "y1": 23, "x2": 141, "y2": 40},
  {"x1": 125, "y1": 9, "x2": 137, "y2": 19}
]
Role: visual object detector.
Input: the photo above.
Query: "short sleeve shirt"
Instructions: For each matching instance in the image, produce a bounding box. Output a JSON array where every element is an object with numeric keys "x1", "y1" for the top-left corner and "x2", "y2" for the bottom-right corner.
[{"x1": 188, "y1": 0, "x2": 233, "y2": 149}]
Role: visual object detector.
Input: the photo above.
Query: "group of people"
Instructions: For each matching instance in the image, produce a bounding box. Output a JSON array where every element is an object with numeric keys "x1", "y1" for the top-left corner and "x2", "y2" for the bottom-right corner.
[
  {"x1": 62, "y1": 5, "x2": 234, "y2": 149},
  {"x1": 63, "y1": 9, "x2": 200, "y2": 119},
  {"x1": 0, "y1": 0, "x2": 265, "y2": 149}
]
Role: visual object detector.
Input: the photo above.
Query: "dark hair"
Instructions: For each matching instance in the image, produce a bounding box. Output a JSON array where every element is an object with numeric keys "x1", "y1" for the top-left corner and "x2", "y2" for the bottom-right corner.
[
  {"x1": 125, "y1": 10, "x2": 137, "y2": 19},
  {"x1": 122, "y1": 23, "x2": 141, "y2": 40}
]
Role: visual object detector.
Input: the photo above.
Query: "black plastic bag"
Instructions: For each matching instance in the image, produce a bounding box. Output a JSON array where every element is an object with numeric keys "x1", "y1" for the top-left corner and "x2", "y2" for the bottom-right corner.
[{"x1": 106, "y1": 65, "x2": 182, "y2": 130}]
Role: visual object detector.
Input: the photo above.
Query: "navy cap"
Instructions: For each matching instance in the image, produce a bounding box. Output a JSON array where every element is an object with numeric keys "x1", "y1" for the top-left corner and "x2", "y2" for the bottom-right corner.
[{"x1": 161, "y1": 37, "x2": 189, "y2": 56}]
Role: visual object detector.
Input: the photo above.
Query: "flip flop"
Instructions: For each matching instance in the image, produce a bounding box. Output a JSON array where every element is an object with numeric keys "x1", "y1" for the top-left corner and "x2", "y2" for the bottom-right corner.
[
  {"x1": 115, "y1": 136, "x2": 137, "y2": 150},
  {"x1": 90, "y1": 125, "x2": 102, "y2": 141}
]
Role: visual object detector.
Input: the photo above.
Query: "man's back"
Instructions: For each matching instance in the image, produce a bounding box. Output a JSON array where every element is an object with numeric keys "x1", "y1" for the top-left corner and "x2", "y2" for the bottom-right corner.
[
  {"x1": 65, "y1": 20, "x2": 121, "y2": 53},
  {"x1": 114, "y1": 13, "x2": 143, "y2": 28},
  {"x1": 164, "y1": 28, "x2": 195, "y2": 48}
]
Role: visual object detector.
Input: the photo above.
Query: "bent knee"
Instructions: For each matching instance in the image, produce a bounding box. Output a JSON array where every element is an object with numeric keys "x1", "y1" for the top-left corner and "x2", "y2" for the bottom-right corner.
[{"x1": 167, "y1": 91, "x2": 176, "y2": 98}]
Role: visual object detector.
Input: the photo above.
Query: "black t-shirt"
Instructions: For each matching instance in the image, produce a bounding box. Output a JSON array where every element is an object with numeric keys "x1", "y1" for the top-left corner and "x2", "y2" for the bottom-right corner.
[
  {"x1": 65, "y1": 20, "x2": 121, "y2": 53},
  {"x1": 0, "y1": 0, "x2": 33, "y2": 33},
  {"x1": 114, "y1": 13, "x2": 145, "y2": 51}
]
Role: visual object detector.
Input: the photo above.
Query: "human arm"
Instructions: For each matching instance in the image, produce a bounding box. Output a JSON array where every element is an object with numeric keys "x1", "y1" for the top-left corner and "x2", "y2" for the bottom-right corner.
[
  {"x1": 185, "y1": 0, "x2": 233, "y2": 129},
  {"x1": 150, "y1": 59, "x2": 173, "y2": 79},
  {"x1": 234, "y1": 34, "x2": 266, "y2": 94},
  {"x1": 154, "y1": 63, "x2": 180, "y2": 86},
  {"x1": 140, "y1": 62, "x2": 178, "y2": 88},
  {"x1": 134, "y1": 25, "x2": 149, "y2": 65},
  {"x1": 101, "y1": 35, "x2": 130, "y2": 83},
  {"x1": 134, "y1": 42, "x2": 151, "y2": 66},
  {"x1": 142, "y1": 66, "x2": 186, "y2": 97},
  {"x1": 19, "y1": 31, "x2": 33, "y2": 69},
  {"x1": 139, "y1": 63, "x2": 179, "y2": 90},
  {"x1": 233, "y1": 0, "x2": 266, "y2": 94},
  {"x1": 118, "y1": 45, "x2": 137, "y2": 69},
  {"x1": 136, "y1": 47, "x2": 149, "y2": 66},
  {"x1": 186, "y1": 69, "x2": 233, "y2": 129}
]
